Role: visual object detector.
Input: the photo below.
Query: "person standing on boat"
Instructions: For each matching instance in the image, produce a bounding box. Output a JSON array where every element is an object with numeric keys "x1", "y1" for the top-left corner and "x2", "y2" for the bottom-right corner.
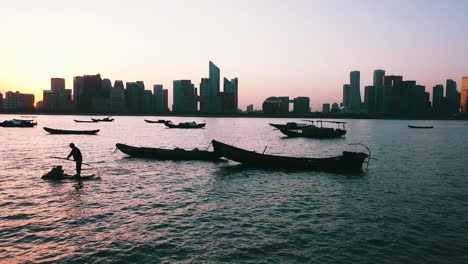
[{"x1": 67, "y1": 143, "x2": 82, "y2": 177}]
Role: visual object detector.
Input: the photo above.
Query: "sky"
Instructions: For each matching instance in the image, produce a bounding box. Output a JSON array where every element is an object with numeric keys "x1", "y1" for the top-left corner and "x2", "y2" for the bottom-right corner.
[{"x1": 1, "y1": 0, "x2": 467, "y2": 110}]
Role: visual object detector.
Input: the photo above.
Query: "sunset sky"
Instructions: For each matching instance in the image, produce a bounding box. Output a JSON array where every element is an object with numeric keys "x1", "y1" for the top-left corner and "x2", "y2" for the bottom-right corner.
[{"x1": 1, "y1": 0, "x2": 467, "y2": 110}]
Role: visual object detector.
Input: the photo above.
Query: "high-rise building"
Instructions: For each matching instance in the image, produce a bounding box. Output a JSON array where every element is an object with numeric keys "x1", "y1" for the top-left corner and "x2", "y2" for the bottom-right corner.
[
  {"x1": 246, "y1": 104, "x2": 254, "y2": 113},
  {"x1": 223, "y1": 77, "x2": 238, "y2": 112},
  {"x1": 364, "y1": 86, "x2": 376, "y2": 114},
  {"x1": 432, "y1": 85, "x2": 444, "y2": 114},
  {"x1": 331, "y1": 103, "x2": 339, "y2": 112},
  {"x1": 461, "y1": 77, "x2": 468, "y2": 113},
  {"x1": 109, "y1": 85, "x2": 125, "y2": 113},
  {"x1": 102, "y1": 79, "x2": 112, "y2": 96},
  {"x1": 114, "y1": 80, "x2": 124, "y2": 89},
  {"x1": 199, "y1": 78, "x2": 210, "y2": 113},
  {"x1": 144, "y1": 90, "x2": 153, "y2": 113},
  {"x1": 293, "y1": 97, "x2": 310, "y2": 113},
  {"x1": 373, "y1": 70, "x2": 385, "y2": 115},
  {"x1": 162, "y1": 89, "x2": 169, "y2": 112},
  {"x1": 172, "y1": 80, "x2": 197, "y2": 113},
  {"x1": 74, "y1": 74, "x2": 105, "y2": 112},
  {"x1": 446, "y1": 79, "x2": 459, "y2": 114},
  {"x1": 382, "y1": 75, "x2": 403, "y2": 114},
  {"x1": 125, "y1": 82, "x2": 145, "y2": 113},
  {"x1": 4, "y1": 91, "x2": 35, "y2": 111},
  {"x1": 209, "y1": 61, "x2": 221, "y2": 112},
  {"x1": 342, "y1": 84, "x2": 351, "y2": 108},
  {"x1": 349, "y1": 71, "x2": 362, "y2": 109},
  {"x1": 154, "y1": 85, "x2": 164, "y2": 113},
  {"x1": 0, "y1": 92, "x2": 3, "y2": 111},
  {"x1": 42, "y1": 78, "x2": 72, "y2": 111},
  {"x1": 322, "y1": 103, "x2": 330, "y2": 113}
]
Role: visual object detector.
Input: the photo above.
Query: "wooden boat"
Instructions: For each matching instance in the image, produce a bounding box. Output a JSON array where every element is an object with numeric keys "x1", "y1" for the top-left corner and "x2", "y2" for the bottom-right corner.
[
  {"x1": 269, "y1": 122, "x2": 312, "y2": 130},
  {"x1": 145, "y1": 119, "x2": 167, "y2": 123},
  {"x1": 212, "y1": 140, "x2": 368, "y2": 172},
  {"x1": 116, "y1": 143, "x2": 220, "y2": 161},
  {"x1": 279, "y1": 120, "x2": 346, "y2": 138},
  {"x1": 44, "y1": 127, "x2": 100, "y2": 135},
  {"x1": 0, "y1": 119, "x2": 37, "y2": 127},
  {"x1": 408, "y1": 125, "x2": 434, "y2": 129},
  {"x1": 164, "y1": 121, "x2": 206, "y2": 129},
  {"x1": 42, "y1": 166, "x2": 95, "y2": 180},
  {"x1": 74, "y1": 119, "x2": 97, "y2": 123},
  {"x1": 92, "y1": 117, "x2": 114, "y2": 122}
]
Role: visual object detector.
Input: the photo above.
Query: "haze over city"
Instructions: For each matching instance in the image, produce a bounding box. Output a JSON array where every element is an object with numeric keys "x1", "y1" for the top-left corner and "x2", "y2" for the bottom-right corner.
[{"x1": 1, "y1": 0, "x2": 467, "y2": 110}]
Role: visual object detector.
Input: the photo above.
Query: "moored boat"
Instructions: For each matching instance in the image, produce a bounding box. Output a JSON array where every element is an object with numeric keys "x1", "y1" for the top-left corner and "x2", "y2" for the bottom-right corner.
[
  {"x1": 0, "y1": 119, "x2": 37, "y2": 127},
  {"x1": 164, "y1": 121, "x2": 206, "y2": 129},
  {"x1": 408, "y1": 125, "x2": 434, "y2": 129},
  {"x1": 269, "y1": 122, "x2": 312, "y2": 130},
  {"x1": 145, "y1": 119, "x2": 167, "y2": 123},
  {"x1": 279, "y1": 120, "x2": 346, "y2": 138},
  {"x1": 92, "y1": 117, "x2": 114, "y2": 122},
  {"x1": 211, "y1": 140, "x2": 368, "y2": 172},
  {"x1": 116, "y1": 143, "x2": 220, "y2": 161},
  {"x1": 74, "y1": 119, "x2": 97, "y2": 123},
  {"x1": 44, "y1": 127, "x2": 100, "y2": 135}
]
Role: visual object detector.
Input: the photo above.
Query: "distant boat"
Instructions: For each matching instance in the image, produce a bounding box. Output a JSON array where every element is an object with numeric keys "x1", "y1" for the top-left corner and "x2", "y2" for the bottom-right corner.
[
  {"x1": 164, "y1": 121, "x2": 206, "y2": 129},
  {"x1": 74, "y1": 119, "x2": 97, "y2": 123},
  {"x1": 145, "y1": 119, "x2": 167, "y2": 123},
  {"x1": 269, "y1": 122, "x2": 312, "y2": 130},
  {"x1": 92, "y1": 117, "x2": 114, "y2": 122},
  {"x1": 211, "y1": 140, "x2": 369, "y2": 172},
  {"x1": 0, "y1": 119, "x2": 37, "y2": 127},
  {"x1": 43, "y1": 127, "x2": 100, "y2": 135},
  {"x1": 116, "y1": 143, "x2": 220, "y2": 161},
  {"x1": 279, "y1": 120, "x2": 347, "y2": 138},
  {"x1": 408, "y1": 125, "x2": 434, "y2": 129}
]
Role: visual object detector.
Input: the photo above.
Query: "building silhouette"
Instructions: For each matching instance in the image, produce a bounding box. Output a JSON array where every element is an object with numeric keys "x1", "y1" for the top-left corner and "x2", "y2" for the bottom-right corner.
[
  {"x1": 364, "y1": 86, "x2": 376, "y2": 114},
  {"x1": 373, "y1": 69, "x2": 385, "y2": 115},
  {"x1": 342, "y1": 84, "x2": 351, "y2": 109},
  {"x1": 262, "y1": 97, "x2": 282, "y2": 114},
  {"x1": 246, "y1": 104, "x2": 254, "y2": 113},
  {"x1": 446, "y1": 79, "x2": 460, "y2": 114},
  {"x1": 432, "y1": 84, "x2": 444, "y2": 114},
  {"x1": 293, "y1": 97, "x2": 310, "y2": 113},
  {"x1": 3, "y1": 91, "x2": 35, "y2": 112},
  {"x1": 322, "y1": 103, "x2": 330, "y2": 113},
  {"x1": 109, "y1": 81, "x2": 126, "y2": 113},
  {"x1": 461, "y1": 77, "x2": 468, "y2": 113},
  {"x1": 278, "y1": 97, "x2": 290, "y2": 114},
  {"x1": 0, "y1": 92, "x2": 3, "y2": 111},
  {"x1": 73, "y1": 74, "x2": 106, "y2": 112},
  {"x1": 209, "y1": 61, "x2": 221, "y2": 112},
  {"x1": 350, "y1": 71, "x2": 362, "y2": 109},
  {"x1": 42, "y1": 78, "x2": 72, "y2": 111},
  {"x1": 172, "y1": 80, "x2": 197, "y2": 113}
]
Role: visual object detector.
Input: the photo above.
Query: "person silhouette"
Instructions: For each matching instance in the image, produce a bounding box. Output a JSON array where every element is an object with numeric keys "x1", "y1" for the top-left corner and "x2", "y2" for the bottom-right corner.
[{"x1": 67, "y1": 143, "x2": 83, "y2": 177}]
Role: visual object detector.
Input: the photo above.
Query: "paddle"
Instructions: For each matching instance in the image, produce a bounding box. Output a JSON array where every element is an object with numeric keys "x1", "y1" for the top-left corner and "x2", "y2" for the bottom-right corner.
[{"x1": 50, "y1": 156, "x2": 92, "y2": 167}]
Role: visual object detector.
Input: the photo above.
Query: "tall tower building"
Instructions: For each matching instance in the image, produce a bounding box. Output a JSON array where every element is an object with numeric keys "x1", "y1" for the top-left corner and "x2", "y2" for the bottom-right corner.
[
  {"x1": 172, "y1": 80, "x2": 197, "y2": 113},
  {"x1": 432, "y1": 84, "x2": 444, "y2": 114},
  {"x1": 373, "y1": 69, "x2": 385, "y2": 114},
  {"x1": 350, "y1": 71, "x2": 362, "y2": 109},
  {"x1": 153, "y1": 85, "x2": 164, "y2": 113},
  {"x1": 342, "y1": 84, "x2": 351, "y2": 108},
  {"x1": 446, "y1": 79, "x2": 459, "y2": 114},
  {"x1": 209, "y1": 61, "x2": 221, "y2": 112},
  {"x1": 461, "y1": 77, "x2": 468, "y2": 113}
]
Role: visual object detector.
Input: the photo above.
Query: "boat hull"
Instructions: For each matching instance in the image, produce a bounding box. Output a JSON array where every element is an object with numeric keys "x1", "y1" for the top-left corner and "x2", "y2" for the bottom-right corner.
[
  {"x1": 164, "y1": 122, "x2": 206, "y2": 129},
  {"x1": 145, "y1": 119, "x2": 166, "y2": 123},
  {"x1": 116, "y1": 143, "x2": 220, "y2": 161},
  {"x1": 44, "y1": 127, "x2": 99, "y2": 135},
  {"x1": 42, "y1": 174, "x2": 95, "y2": 180},
  {"x1": 74, "y1": 120, "x2": 97, "y2": 123},
  {"x1": 280, "y1": 127, "x2": 346, "y2": 138},
  {"x1": 269, "y1": 123, "x2": 312, "y2": 130},
  {"x1": 212, "y1": 140, "x2": 367, "y2": 172},
  {"x1": 408, "y1": 125, "x2": 433, "y2": 129}
]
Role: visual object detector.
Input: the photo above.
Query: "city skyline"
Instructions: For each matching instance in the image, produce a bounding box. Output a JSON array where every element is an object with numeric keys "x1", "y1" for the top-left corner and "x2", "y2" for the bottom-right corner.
[{"x1": 1, "y1": 0, "x2": 468, "y2": 110}]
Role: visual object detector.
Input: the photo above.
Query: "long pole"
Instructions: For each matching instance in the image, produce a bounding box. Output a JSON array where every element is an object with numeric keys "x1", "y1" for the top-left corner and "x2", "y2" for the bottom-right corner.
[{"x1": 50, "y1": 156, "x2": 92, "y2": 167}]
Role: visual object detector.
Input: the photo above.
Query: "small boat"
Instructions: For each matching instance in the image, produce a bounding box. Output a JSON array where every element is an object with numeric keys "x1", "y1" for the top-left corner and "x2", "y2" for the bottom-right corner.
[
  {"x1": 269, "y1": 122, "x2": 312, "y2": 130},
  {"x1": 408, "y1": 125, "x2": 434, "y2": 129},
  {"x1": 164, "y1": 121, "x2": 206, "y2": 129},
  {"x1": 42, "y1": 166, "x2": 95, "y2": 180},
  {"x1": 92, "y1": 117, "x2": 114, "y2": 122},
  {"x1": 279, "y1": 120, "x2": 347, "y2": 138},
  {"x1": 145, "y1": 119, "x2": 167, "y2": 123},
  {"x1": 116, "y1": 143, "x2": 220, "y2": 161},
  {"x1": 0, "y1": 119, "x2": 37, "y2": 127},
  {"x1": 212, "y1": 140, "x2": 368, "y2": 172},
  {"x1": 74, "y1": 119, "x2": 97, "y2": 123},
  {"x1": 44, "y1": 127, "x2": 100, "y2": 135}
]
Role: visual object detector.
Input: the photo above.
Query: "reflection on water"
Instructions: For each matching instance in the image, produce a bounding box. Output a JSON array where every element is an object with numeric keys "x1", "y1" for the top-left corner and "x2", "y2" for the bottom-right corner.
[{"x1": 0, "y1": 114, "x2": 467, "y2": 263}]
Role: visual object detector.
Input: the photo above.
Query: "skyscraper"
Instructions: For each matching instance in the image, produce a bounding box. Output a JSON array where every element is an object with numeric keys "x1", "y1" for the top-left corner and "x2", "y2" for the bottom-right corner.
[
  {"x1": 223, "y1": 77, "x2": 238, "y2": 113},
  {"x1": 293, "y1": 97, "x2": 310, "y2": 113},
  {"x1": 153, "y1": 85, "x2": 164, "y2": 113},
  {"x1": 172, "y1": 80, "x2": 197, "y2": 113},
  {"x1": 461, "y1": 77, "x2": 468, "y2": 113},
  {"x1": 432, "y1": 84, "x2": 444, "y2": 114},
  {"x1": 342, "y1": 84, "x2": 351, "y2": 108},
  {"x1": 42, "y1": 78, "x2": 72, "y2": 111},
  {"x1": 162, "y1": 89, "x2": 169, "y2": 112},
  {"x1": 446, "y1": 79, "x2": 459, "y2": 114},
  {"x1": 199, "y1": 78, "x2": 210, "y2": 112},
  {"x1": 373, "y1": 69, "x2": 385, "y2": 114},
  {"x1": 349, "y1": 71, "x2": 362, "y2": 109},
  {"x1": 364, "y1": 86, "x2": 376, "y2": 114},
  {"x1": 209, "y1": 61, "x2": 220, "y2": 112}
]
